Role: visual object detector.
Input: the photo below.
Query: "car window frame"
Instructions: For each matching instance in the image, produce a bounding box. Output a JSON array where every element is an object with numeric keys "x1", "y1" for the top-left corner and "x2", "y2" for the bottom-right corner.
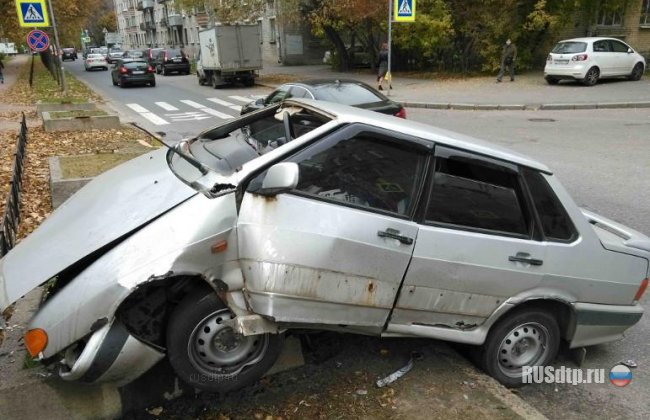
[
  {"x1": 288, "y1": 86, "x2": 315, "y2": 100},
  {"x1": 520, "y1": 168, "x2": 579, "y2": 244},
  {"x1": 243, "y1": 123, "x2": 433, "y2": 221},
  {"x1": 609, "y1": 39, "x2": 630, "y2": 53},
  {"x1": 419, "y1": 145, "x2": 538, "y2": 240},
  {"x1": 592, "y1": 40, "x2": 612, "y2": 53}
]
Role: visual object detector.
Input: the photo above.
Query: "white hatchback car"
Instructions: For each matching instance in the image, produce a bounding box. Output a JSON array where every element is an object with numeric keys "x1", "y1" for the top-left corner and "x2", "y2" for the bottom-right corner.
[{"x1": 544, "y1": 37, "x2": 645, "y2": 86}]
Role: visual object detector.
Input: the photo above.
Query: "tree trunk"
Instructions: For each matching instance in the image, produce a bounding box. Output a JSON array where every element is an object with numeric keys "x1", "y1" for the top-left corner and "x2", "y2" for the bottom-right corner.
[{"x1": 324, "y1": 25, "x2": 349, "y2": 71}]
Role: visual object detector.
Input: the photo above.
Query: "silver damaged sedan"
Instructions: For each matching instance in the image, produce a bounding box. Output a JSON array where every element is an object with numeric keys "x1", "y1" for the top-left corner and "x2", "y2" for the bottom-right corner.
[{"x1": 0, "y1": 99, "x2": 647, "y2": 389}]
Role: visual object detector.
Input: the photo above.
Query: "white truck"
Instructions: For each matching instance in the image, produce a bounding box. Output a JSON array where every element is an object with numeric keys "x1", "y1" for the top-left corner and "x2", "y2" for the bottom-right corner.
[
  {"x1": 197, "y1": 24, "x2": 262, "y2": 88},
  {"x1": 0, "y1": 43, "x2": 18, "y2": 56}
]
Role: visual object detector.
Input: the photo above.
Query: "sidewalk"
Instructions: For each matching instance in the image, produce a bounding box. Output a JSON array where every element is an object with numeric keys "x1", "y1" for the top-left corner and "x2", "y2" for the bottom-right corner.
[{"x1": 259, "y1": 63, "x2": 650, "y2": 110}]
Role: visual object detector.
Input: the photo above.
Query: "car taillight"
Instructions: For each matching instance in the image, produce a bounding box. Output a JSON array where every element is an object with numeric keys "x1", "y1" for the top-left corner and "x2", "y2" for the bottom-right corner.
[
  {"x1": 394, "y1": 108, "x2": 407, "y2": 119},
  {"x1": 547, "y1": 54, "x2": 552, "y2": 61},
  {"x1": 572, "y1": 54, "x2": 588, "y2": 61},
  {"x1": 119, "y1": 67, "x2": 128, "y2": 74},
  {"x1": 147, "y1": 65, "x2": 155, "y2": 73},
  {"x1": 634, "y1": 278, "x2": 649, "y2": 301}
]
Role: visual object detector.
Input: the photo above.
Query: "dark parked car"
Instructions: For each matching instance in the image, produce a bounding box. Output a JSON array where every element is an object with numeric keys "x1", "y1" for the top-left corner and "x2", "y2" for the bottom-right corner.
[
  {"x1": 241, "y1": 79, "x2": 406, "y2": 118},
  {"x1": 62, "y1": 48, "x2": 77, "y2": 61},
  {"x1": 111, "y1": 59, "x2": 156, "y2": 88},
  {"x1": 153, "y1": 48, "x2": 190, "y2": 75}
]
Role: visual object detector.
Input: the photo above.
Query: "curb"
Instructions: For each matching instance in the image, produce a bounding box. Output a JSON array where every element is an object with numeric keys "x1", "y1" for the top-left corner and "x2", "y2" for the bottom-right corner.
[{"x1": 402, "y1": 100, "x2": 650, "y2": 111}]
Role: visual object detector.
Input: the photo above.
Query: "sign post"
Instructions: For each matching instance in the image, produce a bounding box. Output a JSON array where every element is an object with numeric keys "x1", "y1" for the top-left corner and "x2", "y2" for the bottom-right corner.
[
  {"x1": 387, "y1": 0, "x2": 416, "y2": 96},
  {"x1": 46, "y1": 0, "x2": 66, "y2": 94}
]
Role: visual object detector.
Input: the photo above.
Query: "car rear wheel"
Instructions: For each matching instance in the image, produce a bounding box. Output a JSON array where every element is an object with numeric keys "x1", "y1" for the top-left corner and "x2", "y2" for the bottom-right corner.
[
  {"x1": 167, "y1": 287, "x2": 283, "y2": 393},
  {"x1": 582, "y1": 67, "x2": 599, "y2": 86},
  {"x1": 629, "y1": 63, "x2": 644, "y2": 81},
  {"x1": 545, "y1": 77, "x2": 559, "y2": 85},
  {"x1": 162, "y1": 65, "x2": 168, "y2": 76},
  {"x1": 112, "y1": 78, "x2": 118, "y2": 86},
  {"x1": 479, "y1": 308, "x2": 560, "y2": 388},
  {"x1": 150, "y1": 80, "x2": 156, "y2": 87}
]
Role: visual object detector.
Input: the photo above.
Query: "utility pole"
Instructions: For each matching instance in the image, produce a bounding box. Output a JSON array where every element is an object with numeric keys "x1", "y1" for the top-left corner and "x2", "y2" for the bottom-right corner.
[
  {"x1": 386, "y1": 0, "x2": 393, "y2": 96},
  {"x1": 47, "y1": 0, "x2": 67, "y2": 94}
]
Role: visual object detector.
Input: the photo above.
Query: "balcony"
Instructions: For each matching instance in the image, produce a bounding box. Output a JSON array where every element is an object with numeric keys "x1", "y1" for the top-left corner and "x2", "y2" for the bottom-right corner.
[
  {"x1": 139, "y1": 21, "x2": 156, "y2": 31},
  {"x1": 136, "y1": 0, "x2": 154, "y2": 10},
  {"x1": 167, "y1": 14, "x2": 183, "y2": 27}
]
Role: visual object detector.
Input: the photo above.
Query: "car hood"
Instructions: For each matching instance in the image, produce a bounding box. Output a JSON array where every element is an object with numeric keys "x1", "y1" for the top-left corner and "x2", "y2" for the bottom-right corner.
[{"x1": 0, "y1": 148, "x2": 197, "y2": 311}]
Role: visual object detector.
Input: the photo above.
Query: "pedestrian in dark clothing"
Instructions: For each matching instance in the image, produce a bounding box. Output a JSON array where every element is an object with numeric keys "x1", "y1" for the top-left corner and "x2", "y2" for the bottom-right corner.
[
  {"x1": 496, "y1": 39, "x2": 517, "y2": 82},
  {"x1": 377, "y1": 43, "x2": 389, "y2": 91}
]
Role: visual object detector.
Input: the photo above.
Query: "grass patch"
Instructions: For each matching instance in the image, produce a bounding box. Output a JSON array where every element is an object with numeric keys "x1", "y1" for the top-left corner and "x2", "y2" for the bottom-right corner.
[
  {"x1": 59, "y1": 153, "x2": 144, "y2": 179},
  {"x1": 50, "y1": 109, "x2": 108, "y2": 118},
  {"x1": 8, "y1": 56, "x2": 103, "y2": 105}
]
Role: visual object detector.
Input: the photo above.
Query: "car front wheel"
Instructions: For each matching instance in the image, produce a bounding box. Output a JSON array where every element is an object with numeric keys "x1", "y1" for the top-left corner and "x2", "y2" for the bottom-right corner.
[
  {"x1": 545, "y1": 77, "x2": 559, "y2": 85},
  {"x1": 479, "y1": 308, "x2": 560, "y2": 388},
  {"x1": 629, "y1": 63, "x2": 644, "y2": 81},
  {"x1": 167, "y1": 287, "x2": 283, "y2": 393}
]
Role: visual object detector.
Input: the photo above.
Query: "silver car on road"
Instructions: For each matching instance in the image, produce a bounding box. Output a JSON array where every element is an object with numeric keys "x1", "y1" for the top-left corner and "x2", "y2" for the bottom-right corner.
[{"x1": 0, "y1": 100, "x2": 647, "y2": 389}]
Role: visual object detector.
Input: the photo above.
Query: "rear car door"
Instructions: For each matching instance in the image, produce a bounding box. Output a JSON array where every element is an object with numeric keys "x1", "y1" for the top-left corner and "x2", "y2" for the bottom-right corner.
[
  {"x1": 389, "y1": 146, "x2": 546, "y2": 330},
  {"x1": 237, "y1": 124, "x2": 430, "y2": 328},
  {"x1": 592, "y1": 40, "x2": 614, "y2": 75}
]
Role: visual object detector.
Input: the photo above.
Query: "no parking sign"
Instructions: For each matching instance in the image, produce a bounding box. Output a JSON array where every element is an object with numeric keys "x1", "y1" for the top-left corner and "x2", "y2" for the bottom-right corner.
[{"x1": 26, "y1": 29, "x2": 50, "y2": 52}]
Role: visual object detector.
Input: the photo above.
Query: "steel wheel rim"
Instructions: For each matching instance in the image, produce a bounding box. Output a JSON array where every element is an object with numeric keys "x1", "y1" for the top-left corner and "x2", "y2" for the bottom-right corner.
[
  {"x1": 497, "y1": 322, "x2": 550, "y2": 378},
  {"x1": 187, "y1": 308, "x2": 268, "y2": 377}
]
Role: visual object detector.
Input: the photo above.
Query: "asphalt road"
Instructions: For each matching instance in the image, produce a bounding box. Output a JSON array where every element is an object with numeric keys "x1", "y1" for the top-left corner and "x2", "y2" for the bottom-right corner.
[
  {"x1": 62, "y1": 62, "x2": 649, "y2": 418},
  {"x1": 407, "y1": 107, "x2": 650, "y2": 420},
  {"x1": 63, "y1": 59, "x2": 272, "y2": 140}
]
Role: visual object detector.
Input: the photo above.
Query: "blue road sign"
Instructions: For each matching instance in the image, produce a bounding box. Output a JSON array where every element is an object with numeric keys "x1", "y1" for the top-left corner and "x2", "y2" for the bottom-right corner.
[
  {"x1": 26, "y1": 29, "x2": 50, "y2": 52},
  {"x1": 17, "y1": 1, "x2": 50, "y2": 27}
]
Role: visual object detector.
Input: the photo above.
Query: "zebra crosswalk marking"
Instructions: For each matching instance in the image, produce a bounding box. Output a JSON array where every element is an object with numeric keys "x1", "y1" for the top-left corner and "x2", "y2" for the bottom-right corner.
[
  {"x1": 155, "y1": 102, "x2": 179, "y2": 111},
  {"x1": 206, "y1": 97, "x2": 241, "y2": 111},
  {"x1": 180, "y1": 100, "x2": 233, "y2": 119},
  {"x1": 126, "y1": 103, "x2": 169, "y2": 125},
  {"x1": 228, "y1": 95, "x2": 255, "y2": 104}
]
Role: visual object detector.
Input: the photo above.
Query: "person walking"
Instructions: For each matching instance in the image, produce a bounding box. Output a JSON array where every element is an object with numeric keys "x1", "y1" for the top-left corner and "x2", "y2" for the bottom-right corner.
[
  {"x1": 377, "y1": 42, "x2": 389, "y2": 91},
  {"x1": 496, "y1": 39, "x2": 517, "y2": 82}
]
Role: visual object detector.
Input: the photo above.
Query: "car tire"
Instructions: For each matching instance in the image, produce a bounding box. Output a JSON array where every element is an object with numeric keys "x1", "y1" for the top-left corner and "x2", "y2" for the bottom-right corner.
[
  {"x1": 150, "y1": 80, "x2": 156, "y2": 87},
  {"x1": 156, "y1": 66, "x2": 161, "y2": 75},
  {"x1": 162, "y1": 65, "x2": 168, "y2": 76},
  {"x1": 166, "y1": 286, "x2": 284, "y2": 393},
  {"x1": 479, "y1": 308, "x2": 560, "y2": 388},
  {"x1": 582, "y1": 67, "x2": 599, "y2": 86},
  {"x1": 545, "y1": 77, "x2": 559, "y2": 85},
  {"x1": 244, "y1": 78, "x2": 255, "y2": 87},
  {"x1": 112, "y1": 78, "x2": 118, "y2": 86},
  {"x1": 629, "y1": 62, "x2": 644, "y2": 81}
]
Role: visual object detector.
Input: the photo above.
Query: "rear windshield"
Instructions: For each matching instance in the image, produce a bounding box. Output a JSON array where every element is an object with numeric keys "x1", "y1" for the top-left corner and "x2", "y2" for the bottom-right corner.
[
  {"x1": 551, "y1": 42, "x2": 587, "y2": 54},
  {"x1": 167, "y1": 49, "x2": 183, "y2": 57},
  {"x1": 126, "y1": 50, "x2": 144, "y2": 58},
  {"x1": 312, "y1": 83, "x2": 383, "y2": 106},
  {"x1": 87, "y1": 54, "x2": 104, "y2": 59},
  {"x1": 124, "y1": 61, "x2": 148, "y2": 69}
]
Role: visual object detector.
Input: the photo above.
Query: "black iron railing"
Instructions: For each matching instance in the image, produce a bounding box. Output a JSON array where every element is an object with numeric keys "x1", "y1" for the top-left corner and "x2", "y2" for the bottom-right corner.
[{"x1": 0, "y1": 113, "x2": 28, "y2": 256}]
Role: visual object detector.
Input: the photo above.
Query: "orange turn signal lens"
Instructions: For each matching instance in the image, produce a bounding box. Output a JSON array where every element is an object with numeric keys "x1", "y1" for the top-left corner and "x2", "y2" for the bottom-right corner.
[
  {"x1": 211, "y1": 240, "x2": 228, "y2": 254},
  {"x1": 24, "y1": 328, "x2": 48, "y2": 357},
  {"x1": 634, "y1": 278, "x2": 649, "y2": 302}
]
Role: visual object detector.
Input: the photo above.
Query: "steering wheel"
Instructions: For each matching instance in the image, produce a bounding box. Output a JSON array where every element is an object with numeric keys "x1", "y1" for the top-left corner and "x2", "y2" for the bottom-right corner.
[{"x1": 282, "y1": 111, "x2": 295, "y2": 142}]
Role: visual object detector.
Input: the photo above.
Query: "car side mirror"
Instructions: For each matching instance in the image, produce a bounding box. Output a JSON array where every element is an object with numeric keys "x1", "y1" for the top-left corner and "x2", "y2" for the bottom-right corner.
[
  {"x1": 258, "y1": 162, "x2": 299, "y2": 196},
  {"x1": 255, "y1": 98, "x2": 265, "y2": 106},
  {"x1": 627, "y1": 48, "x2": 633, "y2": 54}
]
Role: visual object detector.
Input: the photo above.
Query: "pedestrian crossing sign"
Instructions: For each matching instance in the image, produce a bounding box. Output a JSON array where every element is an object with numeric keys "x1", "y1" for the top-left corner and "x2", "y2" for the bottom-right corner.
[
  {"x1": 16, "y1": 0, "x2": 50, "y2": 27},
  {"x1": 394, "y1": 0, "x2": 416, "y2": 22}
]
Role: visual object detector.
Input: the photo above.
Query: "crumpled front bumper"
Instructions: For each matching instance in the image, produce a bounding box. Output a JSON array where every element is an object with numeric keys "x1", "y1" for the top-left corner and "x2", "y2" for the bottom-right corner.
[{"x1": 60, "y1": 320, "x2": 164, "y2": 386}]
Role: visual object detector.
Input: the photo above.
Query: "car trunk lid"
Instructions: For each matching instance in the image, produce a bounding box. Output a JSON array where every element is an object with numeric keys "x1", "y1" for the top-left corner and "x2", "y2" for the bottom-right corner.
[{"x1": 582, "y1": 208, "x2": 650, "y2": 259}]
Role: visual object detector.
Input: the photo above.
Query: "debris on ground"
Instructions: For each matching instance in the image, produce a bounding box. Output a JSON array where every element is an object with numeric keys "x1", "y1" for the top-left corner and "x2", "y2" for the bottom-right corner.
[{"x1": 376, "y1": 356, "x2": 414, "y2": 388}]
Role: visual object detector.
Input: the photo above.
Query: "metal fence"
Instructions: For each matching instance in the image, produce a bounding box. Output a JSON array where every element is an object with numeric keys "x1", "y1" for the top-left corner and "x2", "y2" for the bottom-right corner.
[{"x1": 0, "y1": 113, "x2": 28, "y2": 256}]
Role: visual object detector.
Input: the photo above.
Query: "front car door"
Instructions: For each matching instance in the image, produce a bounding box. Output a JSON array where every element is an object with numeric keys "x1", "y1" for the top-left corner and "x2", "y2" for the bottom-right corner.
[
  {"x1": 609, "y1": 39, "x2": 636, "y2": 74},
  {"x1": 389, "y1": 146, "x2": 546, "y2": 333},
  {"x1": 237, "y1": 124, "x2": 430, "y2": 329}
]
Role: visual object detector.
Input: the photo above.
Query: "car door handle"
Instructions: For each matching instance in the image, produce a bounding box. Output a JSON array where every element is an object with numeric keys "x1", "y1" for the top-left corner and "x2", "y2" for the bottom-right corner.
[
  {"x1": 378, "y1": 228, "x2": 413, "y2": 245},
  {"x1": 508, "y1": 255, "x2": 543, "y2": 266}
]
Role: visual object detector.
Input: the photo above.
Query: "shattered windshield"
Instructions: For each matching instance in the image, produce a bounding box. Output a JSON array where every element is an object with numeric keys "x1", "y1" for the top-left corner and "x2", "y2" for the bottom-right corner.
[{"x1": 167, "y1": 103, "x2": 331, "y2": 193}]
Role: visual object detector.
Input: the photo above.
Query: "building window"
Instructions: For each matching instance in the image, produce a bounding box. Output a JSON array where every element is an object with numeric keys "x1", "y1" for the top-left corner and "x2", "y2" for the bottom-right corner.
[
  {"x1": 642, "y1": 0, "x2": 650, "y2": 25},
  {"x1": 269, "y1": 17, "x2": 276, "y2": 44},
  {"x1": 597, "y1": 3, "x2": 623, "y2": 26}
]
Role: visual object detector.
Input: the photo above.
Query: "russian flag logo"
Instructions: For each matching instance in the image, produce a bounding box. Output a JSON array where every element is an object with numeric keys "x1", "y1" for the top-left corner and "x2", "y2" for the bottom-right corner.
[{"x1": 609, "y1": 364, "x2": 632, "y2": 387}]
